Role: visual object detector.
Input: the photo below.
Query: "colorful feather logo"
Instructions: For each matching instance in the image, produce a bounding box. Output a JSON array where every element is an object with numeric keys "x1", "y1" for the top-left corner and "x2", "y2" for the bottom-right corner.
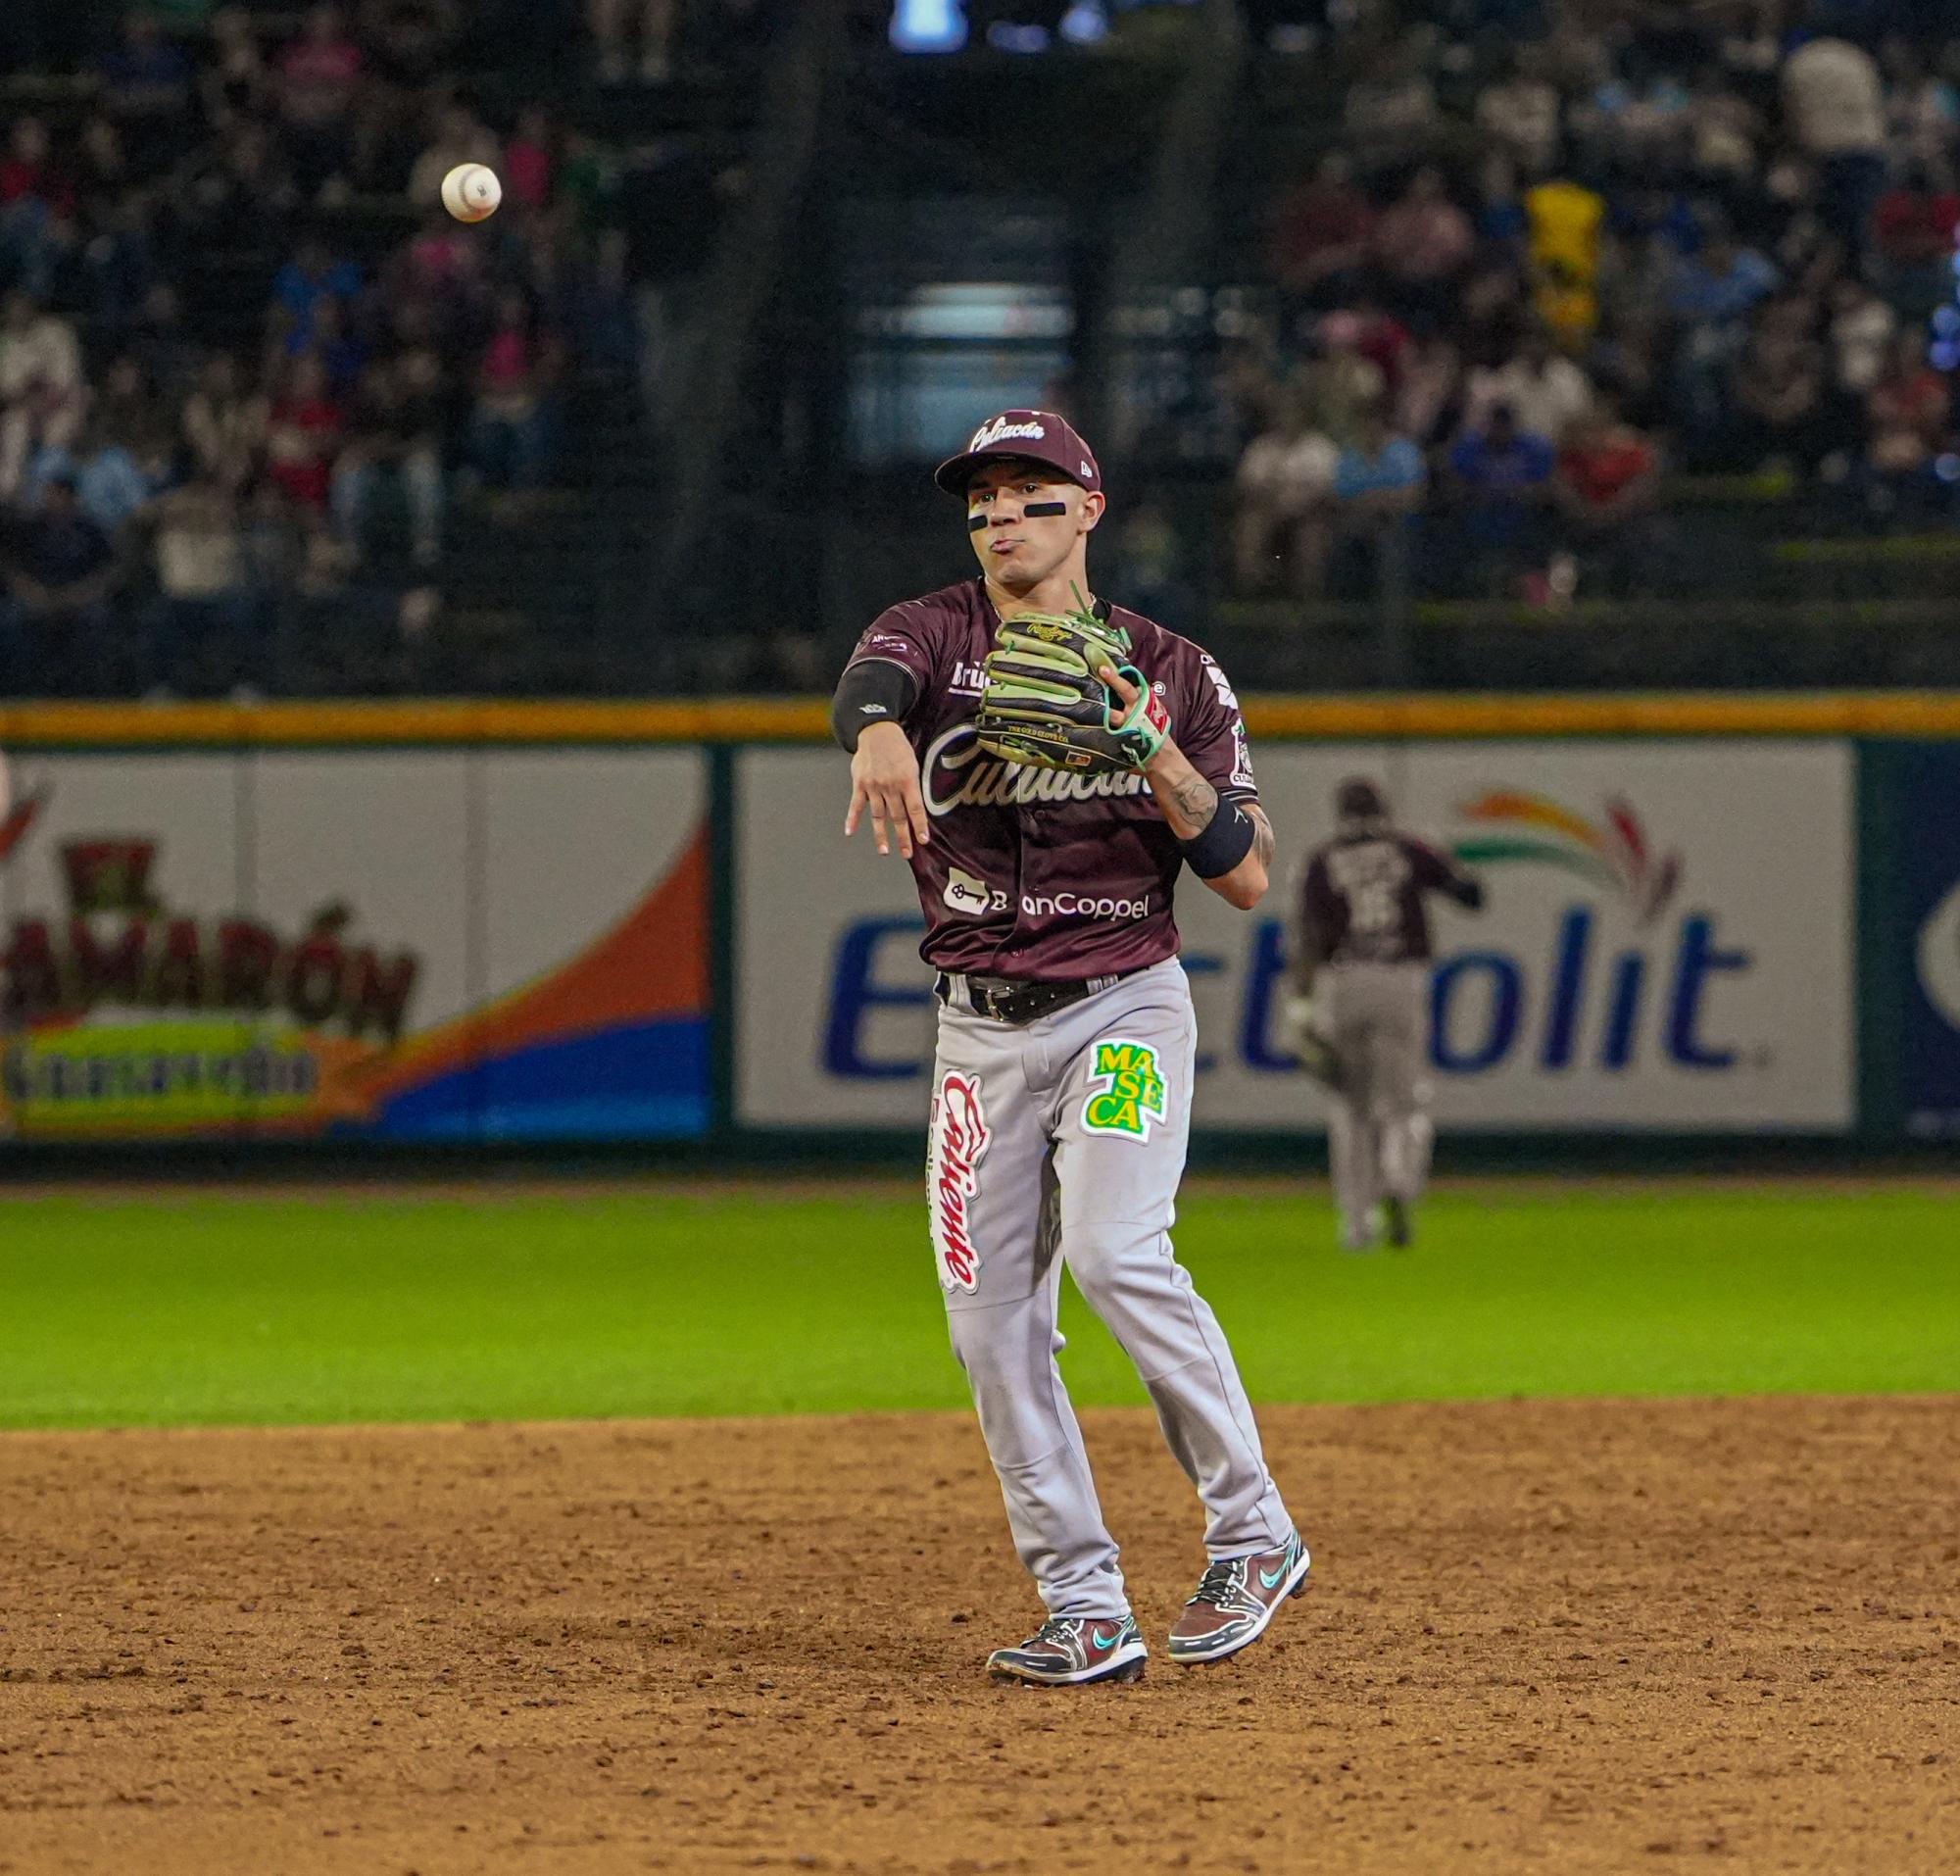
[
  {"x1": 0, "y1": 788, "x2": 45, "y2": 866},
  {"x1": 1451, "y1": 790, "x2": 1683, "y2": 925}
]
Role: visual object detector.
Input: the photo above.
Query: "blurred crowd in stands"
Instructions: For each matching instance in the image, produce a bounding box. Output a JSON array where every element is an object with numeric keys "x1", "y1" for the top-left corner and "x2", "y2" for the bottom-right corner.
[
  {"x1": 889, "y1": 0, "x2": 1206, "y2": 53},
  {"x1": 0, "y1": 0, "x2": 760, "y2": 695},
  {"x1": 1222, "y1": 0, "x2": 1960, "y2": 604},
  {"x1": 7, "y1": 0, "x2": 1960, "y2": 696}
]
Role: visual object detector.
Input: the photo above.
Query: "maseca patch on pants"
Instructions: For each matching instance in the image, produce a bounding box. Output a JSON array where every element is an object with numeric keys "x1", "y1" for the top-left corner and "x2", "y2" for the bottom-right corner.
[{"x1": 1079, "y1": 1038, "x2": 1168, "y2": 1142}]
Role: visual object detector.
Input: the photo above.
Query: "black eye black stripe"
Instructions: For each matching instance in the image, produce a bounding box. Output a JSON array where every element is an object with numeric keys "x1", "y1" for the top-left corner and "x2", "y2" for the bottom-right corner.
[{"x1": 967, "y1": 499, "x2": 1067, "y2": 530}]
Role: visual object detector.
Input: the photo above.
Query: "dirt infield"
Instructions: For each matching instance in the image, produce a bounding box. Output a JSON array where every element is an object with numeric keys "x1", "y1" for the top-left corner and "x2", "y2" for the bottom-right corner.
[{"x1": 2, "y1": 1398, "x2": 1954, "y2": 1876}]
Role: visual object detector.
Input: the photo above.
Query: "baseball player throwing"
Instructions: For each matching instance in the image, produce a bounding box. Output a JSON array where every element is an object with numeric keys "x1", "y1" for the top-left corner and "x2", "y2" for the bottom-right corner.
[
  {"x1": 831, "y1": 409, "x2": 1308, "y2": 1687},
  {"x1": 1285, "y1": 777, "x2": 1485, "y2": 1252}
]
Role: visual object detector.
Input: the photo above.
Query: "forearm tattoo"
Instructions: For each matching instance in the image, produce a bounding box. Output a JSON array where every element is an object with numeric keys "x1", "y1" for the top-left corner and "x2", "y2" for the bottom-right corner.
[
  {"x1": 1249, "y1": 806, "x2": 1275, "y2": 872},
  {"x1": 1169, "y1": 772, "x2": 1218, "y2": 834}
]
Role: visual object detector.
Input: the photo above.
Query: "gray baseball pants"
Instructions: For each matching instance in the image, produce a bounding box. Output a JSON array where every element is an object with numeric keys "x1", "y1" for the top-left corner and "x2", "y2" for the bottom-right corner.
[
  {"x1": 1319, "y1": 961, "x2": 1435, "y2": 1232},
  {"x1": 928, "y1": 958, "x2": 1293, "y2": 1621}
]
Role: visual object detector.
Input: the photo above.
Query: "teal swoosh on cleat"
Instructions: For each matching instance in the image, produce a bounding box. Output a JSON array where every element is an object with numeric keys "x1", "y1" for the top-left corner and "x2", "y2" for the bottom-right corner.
[
  {"x1": 1259, "y1": 1547, "x2": 1298, "y2": 1592},
  {"x1": 1091, "y1": 1625, "x2": 1122, "y2": 1651}
]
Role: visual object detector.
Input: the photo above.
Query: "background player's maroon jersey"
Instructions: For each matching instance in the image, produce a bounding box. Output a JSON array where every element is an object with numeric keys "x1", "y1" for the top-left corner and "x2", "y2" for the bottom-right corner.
[
  {"x1": 1298, "y1": 831, "x2": 1483, "y2": 967},
  {"x1": 844, "y1": 577, "x2": 1258, "y2": 982}
]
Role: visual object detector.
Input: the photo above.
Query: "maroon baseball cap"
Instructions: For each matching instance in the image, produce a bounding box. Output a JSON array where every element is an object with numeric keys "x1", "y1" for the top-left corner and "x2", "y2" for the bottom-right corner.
[{"x1": 934, "y1": 409, "x2": 1102, "y2": 498}]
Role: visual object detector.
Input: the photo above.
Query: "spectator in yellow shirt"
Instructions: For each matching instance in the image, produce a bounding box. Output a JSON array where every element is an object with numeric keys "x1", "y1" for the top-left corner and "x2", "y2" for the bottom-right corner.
[
  {"x1": 1535, "y1": 257, "x2": 1599, "y2": 350},
  {"x1": 1526, "y1": 174, "x2": 1606, "y2": 292}
]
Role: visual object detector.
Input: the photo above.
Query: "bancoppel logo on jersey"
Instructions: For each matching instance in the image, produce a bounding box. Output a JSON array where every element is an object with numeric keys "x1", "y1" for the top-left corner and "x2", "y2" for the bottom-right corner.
[
  {"x1": 970, "y1": 416, "x2": 1047, "y2": 451},
  {"x1": 1021, "y1": 891, "x2": 1152, "y2": 922},
  {"x1": 944, "y1": 867, "x2": 1008, "y2": 916},
  {"x1": 921, "y1": 724, "x2": 1149, "y2": 815}
]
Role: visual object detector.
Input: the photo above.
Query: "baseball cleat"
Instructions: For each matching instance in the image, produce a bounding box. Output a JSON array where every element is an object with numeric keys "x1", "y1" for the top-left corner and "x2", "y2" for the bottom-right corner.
[
  {"x1": 1340, "y1": 1210, "x2": 1379, "y2": 1254},
  {"x1": 1383, "y1": 1197, "x2": 1412, "y2": 1249},
  {"x1": 1167, "y1": 1529, "x2": 1310, "y2": 1666},
  {"x1": 986, "y1": 1614, "x2": 1148, "y2": 1687}
]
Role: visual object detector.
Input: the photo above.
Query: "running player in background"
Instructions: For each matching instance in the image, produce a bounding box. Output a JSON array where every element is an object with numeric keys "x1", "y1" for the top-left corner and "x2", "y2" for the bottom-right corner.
[{"x1": 1284, "y1": 777, "x2": 1485, "y2": 1253}]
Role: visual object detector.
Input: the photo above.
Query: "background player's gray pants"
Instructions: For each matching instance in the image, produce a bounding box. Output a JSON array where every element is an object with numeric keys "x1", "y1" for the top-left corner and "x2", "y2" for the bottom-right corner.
[
  {"x1": 1319, "y1": 962, "x2": 1435, "y2": 1231},
  {"x1": 929, "y1": 959, "x2": 1293, "y2": 1620}
]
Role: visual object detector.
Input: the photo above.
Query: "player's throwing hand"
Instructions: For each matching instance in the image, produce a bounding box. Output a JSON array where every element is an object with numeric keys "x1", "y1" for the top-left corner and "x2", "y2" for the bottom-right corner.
[{"x1": 845, "y1": 720, "x2": 931, "y2": 858}]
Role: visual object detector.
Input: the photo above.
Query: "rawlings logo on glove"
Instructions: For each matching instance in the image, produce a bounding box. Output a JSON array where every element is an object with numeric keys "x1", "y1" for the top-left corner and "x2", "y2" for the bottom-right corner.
[{"x1": 974, "y1": 595, "x2": 1171, "y2": 778}]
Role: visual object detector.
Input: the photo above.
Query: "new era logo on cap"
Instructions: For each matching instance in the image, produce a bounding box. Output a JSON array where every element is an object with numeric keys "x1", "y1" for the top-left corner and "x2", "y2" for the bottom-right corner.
[{"x1": 936, "y1": 409, "x2": 1102, "y2": 498}]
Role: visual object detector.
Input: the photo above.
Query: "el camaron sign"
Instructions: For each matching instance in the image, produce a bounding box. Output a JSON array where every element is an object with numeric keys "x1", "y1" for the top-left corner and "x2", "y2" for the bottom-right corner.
[{"x1": 0, "y1": 792, "x2": 419, "y2": 1134}]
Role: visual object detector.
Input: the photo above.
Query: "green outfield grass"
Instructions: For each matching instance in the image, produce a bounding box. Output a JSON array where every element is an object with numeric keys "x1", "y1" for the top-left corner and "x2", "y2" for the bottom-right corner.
[{"x1": 0, "y1": 1183, "x2": 1955, "y2": 1430}]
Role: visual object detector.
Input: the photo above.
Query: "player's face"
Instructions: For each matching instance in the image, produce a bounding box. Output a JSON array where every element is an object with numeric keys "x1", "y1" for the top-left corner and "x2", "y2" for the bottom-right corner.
[{"x1": 965, "y1": 460, "x2": 1102, "y2": 591}]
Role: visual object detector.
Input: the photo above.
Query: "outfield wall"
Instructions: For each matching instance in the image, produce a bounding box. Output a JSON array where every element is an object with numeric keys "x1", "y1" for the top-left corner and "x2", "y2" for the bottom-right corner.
[
  {"x1": 0, "y1": 697, "x2": 1956, "y2": 1149},
  {"x1": 0, "y1": 743, "x2": 709, "y2": 1141}
]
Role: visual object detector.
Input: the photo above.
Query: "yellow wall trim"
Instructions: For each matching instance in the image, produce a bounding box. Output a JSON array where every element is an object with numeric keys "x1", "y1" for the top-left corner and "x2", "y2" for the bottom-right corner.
[
  {"x1": 0, "y1": 700, "x2": 833, "y2": 746},
  {"x1": 5, "y1": 692, "x2": 1960, "y2": 747},
  {"x1": 1240, "y1": 693, "x2": 1960, "y2": 738}
]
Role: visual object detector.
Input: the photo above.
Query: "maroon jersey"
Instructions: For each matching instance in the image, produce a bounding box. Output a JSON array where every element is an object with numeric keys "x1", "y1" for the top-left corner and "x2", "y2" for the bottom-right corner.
[
  {"x1": 1298, "y1": 831, "x2": 1483, "y2": 968},
  {"x1": 845, "y1": 577, "x2": 1258, "y2": 981}
]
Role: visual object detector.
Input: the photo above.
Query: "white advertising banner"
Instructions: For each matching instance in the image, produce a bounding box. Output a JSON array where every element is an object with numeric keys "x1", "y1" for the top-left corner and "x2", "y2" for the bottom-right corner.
[
  {"x1": 736, "y1": 741, "x2": 1855, "y2": 1132},
  {"x1": 0, "y1": 748, "x2": 708, "y2": 1140}
]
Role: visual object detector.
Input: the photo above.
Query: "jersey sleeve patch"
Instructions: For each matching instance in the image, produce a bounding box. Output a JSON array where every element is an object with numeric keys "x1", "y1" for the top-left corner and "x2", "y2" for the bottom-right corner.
[
  {"x1": 1228, "y1": 720, "x2": 1257, "y2": 794},
  {"x1": 1145, "y1": 632, "x2": 1255, "y2": 801},
  {"x1": 1200, "y1": 653, "x2": 1240, "y2": 712},
  {"x1": 847, "y1": 604, "x2": 940, "y2": 689}
]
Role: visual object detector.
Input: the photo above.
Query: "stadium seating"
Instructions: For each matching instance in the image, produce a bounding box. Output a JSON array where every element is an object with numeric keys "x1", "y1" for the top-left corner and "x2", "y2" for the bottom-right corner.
[{"x1": 3, "y1": 1, "x2": 1959, "y2": 695}]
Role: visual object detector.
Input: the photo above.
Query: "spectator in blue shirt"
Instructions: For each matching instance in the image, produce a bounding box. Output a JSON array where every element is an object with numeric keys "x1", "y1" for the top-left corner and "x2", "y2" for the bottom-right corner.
[
  {"x1": 1664, "y1": 222, "x2": 1780, "y2": 330},
  {"x1": 1665, "y1": 219, "x2": 1783, "y2": 438},
  {"x1": 24, "y1": 431, "x2": 158, "y2": 538},
  {"x1": 98, "y1": 12, "x2": 194, "y2": 176},
  {"x1": 1446, "y1": 403, "x2": 1556, "y2": 590},
  {"x1": 1332, "y1": 403, "x2": 1426, "y2": 510},
  {"x1": 1449, "y1": 404, "x2": 1557, "y2": 498},
  {"x1": 1329, "y1": 396, "x2": 1426, "y2": 599},
  {"x1": 0, "y1": 474, "x2": 122, "y2": 694},
  {"x1": 100, "y1": 13, "x2": 193, "y2": 108},
  {"x1": 270, "y1": 236, "x2": 365, "y2": 358}
]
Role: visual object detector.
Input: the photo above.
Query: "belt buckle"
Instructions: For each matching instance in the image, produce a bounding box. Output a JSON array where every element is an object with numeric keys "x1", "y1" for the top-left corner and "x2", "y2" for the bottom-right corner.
[{"x1": 970, "y1": 977, "x2": 1022, "y2": 1023}]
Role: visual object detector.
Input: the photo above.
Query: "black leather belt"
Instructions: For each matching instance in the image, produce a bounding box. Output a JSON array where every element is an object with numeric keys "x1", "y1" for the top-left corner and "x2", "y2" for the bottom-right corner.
[{"x1": 935, "y1": 968, "x2": 1138, "y2": 1026}]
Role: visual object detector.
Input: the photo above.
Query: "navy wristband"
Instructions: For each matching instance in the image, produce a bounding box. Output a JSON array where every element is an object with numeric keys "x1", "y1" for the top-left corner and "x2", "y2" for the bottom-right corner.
[{"x1": 1179, "y1": 800, "x2": 1255, "y2": 879}]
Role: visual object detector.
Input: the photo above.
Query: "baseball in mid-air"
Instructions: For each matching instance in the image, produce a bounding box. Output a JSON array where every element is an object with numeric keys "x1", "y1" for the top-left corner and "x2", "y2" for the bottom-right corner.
[{"x1": 441, "y1": 163, "x2": 502, "y2": 223}]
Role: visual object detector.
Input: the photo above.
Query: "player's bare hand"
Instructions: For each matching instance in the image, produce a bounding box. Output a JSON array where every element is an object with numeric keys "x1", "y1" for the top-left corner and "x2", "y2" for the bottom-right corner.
[{"x1": 846, "y1": 721, "x2": 931, "y2": 858}]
